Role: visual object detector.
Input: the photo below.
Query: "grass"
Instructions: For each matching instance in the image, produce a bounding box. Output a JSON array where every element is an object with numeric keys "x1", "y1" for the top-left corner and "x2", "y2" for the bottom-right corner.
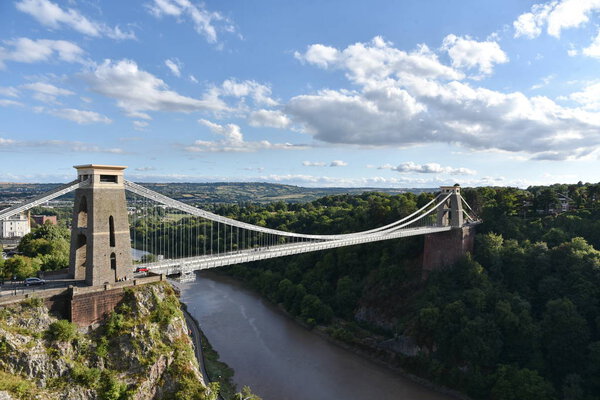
[{"x1": 0, "y1": 370, "x2": 40, "y2": 399}]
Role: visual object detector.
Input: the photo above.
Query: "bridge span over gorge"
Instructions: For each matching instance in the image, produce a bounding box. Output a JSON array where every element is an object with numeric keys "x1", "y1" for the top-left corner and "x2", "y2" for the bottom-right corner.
[{"x1": 0, "y1": 165, "x2": 480, "y2": 286}]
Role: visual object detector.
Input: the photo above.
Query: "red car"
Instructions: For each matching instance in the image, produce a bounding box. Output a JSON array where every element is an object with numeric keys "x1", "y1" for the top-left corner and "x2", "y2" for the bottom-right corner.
[{"x1": 135, "y1": 267, "x2": 149, "y2": 273}]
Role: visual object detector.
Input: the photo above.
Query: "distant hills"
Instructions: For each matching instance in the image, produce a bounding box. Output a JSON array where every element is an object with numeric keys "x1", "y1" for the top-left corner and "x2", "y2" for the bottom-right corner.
[{"x1": 0, "y1": 181, "x2": 436, "y2": 204}]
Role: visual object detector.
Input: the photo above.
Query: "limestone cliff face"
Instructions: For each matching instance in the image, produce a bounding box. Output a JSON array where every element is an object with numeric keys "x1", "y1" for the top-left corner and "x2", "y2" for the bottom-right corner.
[{"x1": 0, "y1": 282, "x2": 216, "y2": 400}]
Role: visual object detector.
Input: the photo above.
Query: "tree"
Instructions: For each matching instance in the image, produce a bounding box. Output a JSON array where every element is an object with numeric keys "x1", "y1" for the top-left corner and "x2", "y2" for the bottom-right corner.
[
  {"x1": 541, "y1": 298, "x2": 590, "y2": 383},
  {"x1": 491, "y1": 365, "x2": 555, "y2": 400},
  {"x1": 3, "y1": 255, "x2": 41, "y2": 279},
  {"x1": 300, "y1": 294, "x2": 333, "y2": 324}
]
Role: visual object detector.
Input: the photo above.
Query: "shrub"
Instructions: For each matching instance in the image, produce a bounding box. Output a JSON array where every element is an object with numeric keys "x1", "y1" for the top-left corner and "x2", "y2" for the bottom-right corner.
[
  {"x1": 21, "y1": 296, "x2": 44, "y2": 309},
  {"x1": 47, "y1": 320, "x2": 77, "y2": 342}
]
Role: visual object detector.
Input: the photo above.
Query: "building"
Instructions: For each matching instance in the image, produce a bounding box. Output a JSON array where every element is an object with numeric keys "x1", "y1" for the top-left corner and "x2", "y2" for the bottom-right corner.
[
  {"x1": 31, "y1": 215, "x2": 58, "y2": 226},
  {"x1": 0, "y1": 213, "x2": 31, "y2": 238},
  {"x1": 557, "y1": 194, "x2": 573, "y2": 212}
]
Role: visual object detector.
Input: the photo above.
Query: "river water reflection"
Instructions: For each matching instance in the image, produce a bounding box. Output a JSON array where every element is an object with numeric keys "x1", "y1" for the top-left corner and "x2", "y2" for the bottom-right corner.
[{"x1": 178, "y1": 271, "x2": 454, "y2": 400}]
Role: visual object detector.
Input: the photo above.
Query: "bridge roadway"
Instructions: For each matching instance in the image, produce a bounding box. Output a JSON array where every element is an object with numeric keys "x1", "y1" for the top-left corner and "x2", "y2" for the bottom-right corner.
[{"x1": 144, "y1": 224, "x2": 457, "y2": 276}]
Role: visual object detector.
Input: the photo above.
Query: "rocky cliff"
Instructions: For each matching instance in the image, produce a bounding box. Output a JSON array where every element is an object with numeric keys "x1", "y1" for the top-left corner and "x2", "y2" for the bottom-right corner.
[{"x1": 0, "y1": 282, "x2": 218, "y2": 400}]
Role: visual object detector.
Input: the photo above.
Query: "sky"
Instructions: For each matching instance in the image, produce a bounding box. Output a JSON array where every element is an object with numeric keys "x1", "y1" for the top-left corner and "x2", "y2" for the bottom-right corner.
[{"x1": 1, "y1": 0, "x2": 600, "y2": 188}]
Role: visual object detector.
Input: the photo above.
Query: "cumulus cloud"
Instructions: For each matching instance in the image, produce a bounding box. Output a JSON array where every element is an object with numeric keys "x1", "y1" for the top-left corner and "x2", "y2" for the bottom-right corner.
[
  {"x1": 0, "y1": 37, "x2": 85, "y2": 68},
  {"x1": 583, "y1": 29, "x2": 600, "y2": 58},
  {"x1": 147, "y1": 0, "x2": 235, "y2": 43},
  {"x1": 248, "y1": 109, "x2": 291, "y2": 128},
  {"x1": 441, "y1": 34, "x2": 508, "y2": 76},
  {"x1": 378, "y1": 162, "x2": 476, "y2": 175},
  {"x1": 294, "y1": 36, "x2": 463, "y2": 84},
  {"x1": 208, "y1": 79, "x2": 278, "y2": 107},
  {"x1": 570, "y1": 82, "x2": 600, "y2": 110},
  {"x1": 287, "y1": 37, "x2": 600, "y2": 160},
  {"x1": 165, "y1": 58, "x2": 182, "y2": 77},
  {"x1": 185, "y1": 119, "x2": 308, "y2": 152},
  {"x1": 514, "y1": 0, "x2": 600, "y2": 39},
  {"x1": 84, "y1": 59, "x2": 226, "y2": 118},
  {"x1": 16, "y1": 0, "x2": 135, "y2": 39}
]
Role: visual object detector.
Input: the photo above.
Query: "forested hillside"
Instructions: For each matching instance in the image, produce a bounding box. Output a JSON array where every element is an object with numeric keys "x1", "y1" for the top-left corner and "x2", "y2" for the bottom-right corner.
[
  {"x1": 219, "y1": 183, "x2": 600, "y2": 400},
  {"x1": 5, "y1": 182, "x2": 600, "y2": 399}
]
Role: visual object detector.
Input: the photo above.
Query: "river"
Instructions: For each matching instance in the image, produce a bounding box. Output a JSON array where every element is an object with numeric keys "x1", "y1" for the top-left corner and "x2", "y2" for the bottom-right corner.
[{"x1": 178, "y1": 271, "x2": 454, "y2": 400}]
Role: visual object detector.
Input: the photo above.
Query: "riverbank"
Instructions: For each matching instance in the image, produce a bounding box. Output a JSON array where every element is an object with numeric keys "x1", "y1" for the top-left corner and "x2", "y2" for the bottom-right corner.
[
  {"x1": 181, "y1": 304, "x2": 237, "y2": 400},
  {"x1": 217, "y1": 271, "x2": 472, "y2": 400},
  {"x1": 179, "y1": 271, "x2": 459, "y2": 400}
]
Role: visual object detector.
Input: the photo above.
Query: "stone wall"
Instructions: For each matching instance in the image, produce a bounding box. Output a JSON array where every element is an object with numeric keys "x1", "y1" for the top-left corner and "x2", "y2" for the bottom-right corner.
[
  {"x1": 70, "y1": 286, "x2": 126, "y2": 326},
  {"x1": 422, "y1": 225, "x2": 476, "y2": 278},
  {"x1": 0, "y1": 275, "x2": 165, "y2": 327}
]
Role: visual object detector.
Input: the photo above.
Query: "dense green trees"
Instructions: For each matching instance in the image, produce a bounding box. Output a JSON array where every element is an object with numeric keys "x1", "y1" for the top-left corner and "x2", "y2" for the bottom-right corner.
[
  {"x1": 1, "y1": 222, "x2": 70, "y2": 279},
  {"x1": 216, "y1": 184, "x2": 600, "y2": 399}
]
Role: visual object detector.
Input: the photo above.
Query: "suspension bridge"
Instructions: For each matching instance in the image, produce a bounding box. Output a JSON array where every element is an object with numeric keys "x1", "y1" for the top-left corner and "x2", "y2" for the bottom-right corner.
[{"x1": 0, "y1": 165, "x2": 480, "y2": 286}]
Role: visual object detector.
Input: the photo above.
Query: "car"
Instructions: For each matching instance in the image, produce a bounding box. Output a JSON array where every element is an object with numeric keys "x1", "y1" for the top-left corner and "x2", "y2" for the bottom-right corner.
[
  {"x1": 24, "y1": 277, "x2": 46, "y2": 286},
  {"x1": 135, "y1": 267, "x2": 149, "y2": 273}
]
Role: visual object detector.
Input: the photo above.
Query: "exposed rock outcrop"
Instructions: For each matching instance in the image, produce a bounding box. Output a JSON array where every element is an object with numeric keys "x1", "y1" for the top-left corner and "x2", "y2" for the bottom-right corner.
[{"x1": 0, "y1": 283, "x2": 215, "y2": 400}]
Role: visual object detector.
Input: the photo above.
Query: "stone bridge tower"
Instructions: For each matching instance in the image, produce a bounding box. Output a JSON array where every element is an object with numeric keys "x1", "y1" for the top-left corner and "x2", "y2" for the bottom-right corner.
[
  {"x1": 68, "y1": 165, "x2": 133, "y2": 286},
  {"x1": 422, "y1": 184, "x2": 475, "y2": 278}
]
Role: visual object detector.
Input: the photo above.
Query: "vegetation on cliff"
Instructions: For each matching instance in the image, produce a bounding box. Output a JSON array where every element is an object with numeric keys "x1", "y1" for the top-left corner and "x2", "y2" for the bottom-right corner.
[{"x1": 0, "y1": 282, "x2": 220, "y2": 400}]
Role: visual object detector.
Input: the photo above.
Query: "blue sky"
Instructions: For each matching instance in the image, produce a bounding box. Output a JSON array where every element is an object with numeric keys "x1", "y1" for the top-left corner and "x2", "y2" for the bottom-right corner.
[{"x1": 1, "y1": 0, "x2": 600, "y2": 187}]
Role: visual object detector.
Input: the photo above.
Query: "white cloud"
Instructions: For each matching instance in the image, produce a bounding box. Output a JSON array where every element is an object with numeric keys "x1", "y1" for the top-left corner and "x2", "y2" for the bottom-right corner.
[
  {"x1": 0, "y1": 37, "x2": 85, "y2": 68},
  {"x1": 22, "y1": 82, "x2": 74, "y2": 103},
  {"x1": 530, "y1": 74, "x2": 557, "y2": 90},
  {"x1": 147, "y1": 0, "x2": 235, "y2": 44},
  {"x1": 43, "y1": 107, "x2": 112, "y2": 124},
  {"x1": 16, "y1": 0, "x2": 135, "y2": 39},
  {"x1": 217, "y1": 79, "x2": 278, "y2": 106},
  {"x1": 185, "y1": 119, "x2": 307, "y2": 152},
  {"x1": 330, "y1": 160, "x2": 348, "y2": 167},
  {"x1": 514, "y1": 0, "x2": 600, "y2": 39},
  {"x1": 248, "y1": 109, "x2": 291, "y2": 128},
  {"x1": 294, "y1": 36, "x2": 464, "y2": 85},
  {"x1": 378, "y1": 161, "x2": 476, "y2": 175},
  {"x1": 513, "y1": 2, "x2": 555, "y2": 38},
  {"x1": 189, "y1": 75, "x2": 198, "y2": 83},
  {"x1": 0, "y1": 137, "x2": 123, "y2": 153},
  {"x1": 583, "y1": 29, "x2": 600, "y2": 58},
  {"x1": 165, "y1": 58, "x2": 182, "y2": 77},
  {"x1": 441, "y1": 34, "x2": 508, "y2": 77},
  {"x1": 0, "y1": 87, "x2": 19, "y2": 97},
  {"x1": 287, "y1": 37, "x2": 600, "y2": 160},
  {"x1": 302, "y1": 161, "x2": 327, "y2": 167},
  {"x1": 85, "y1": 59, "x2": 227, "y2": 118},
  {"x1": 0, "y1": 99, "x2": 24, "y2": 107},
  {"x1": 570, "y1": 82, "x2": 600, "y2": 110},
  {"x1": 133, "y1": 120, "x2": 149, "y2": 130}
]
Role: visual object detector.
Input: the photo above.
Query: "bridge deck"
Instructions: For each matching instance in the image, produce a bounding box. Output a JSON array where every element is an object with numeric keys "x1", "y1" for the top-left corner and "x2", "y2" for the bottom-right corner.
[{"x1": 145, "y1": 225, "x2": 458, "y2": 275}]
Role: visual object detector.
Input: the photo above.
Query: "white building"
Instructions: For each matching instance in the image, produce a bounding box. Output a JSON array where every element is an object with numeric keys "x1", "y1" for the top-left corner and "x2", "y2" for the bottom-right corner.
[{"x1": 0, "y1": 213, "x2": 31, "y2": 238}]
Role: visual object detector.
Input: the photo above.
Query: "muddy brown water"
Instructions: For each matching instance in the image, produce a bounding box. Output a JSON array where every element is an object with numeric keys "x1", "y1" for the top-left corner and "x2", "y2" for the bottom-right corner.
[{"x1": 178, "y1": 271, "x2": 455, "y2": 400}]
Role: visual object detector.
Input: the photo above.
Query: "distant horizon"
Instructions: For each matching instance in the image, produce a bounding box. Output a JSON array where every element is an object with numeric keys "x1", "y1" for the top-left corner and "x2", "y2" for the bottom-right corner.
[{"x1": 1, "y1": 178, "x2": 596, "y2": 190}]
